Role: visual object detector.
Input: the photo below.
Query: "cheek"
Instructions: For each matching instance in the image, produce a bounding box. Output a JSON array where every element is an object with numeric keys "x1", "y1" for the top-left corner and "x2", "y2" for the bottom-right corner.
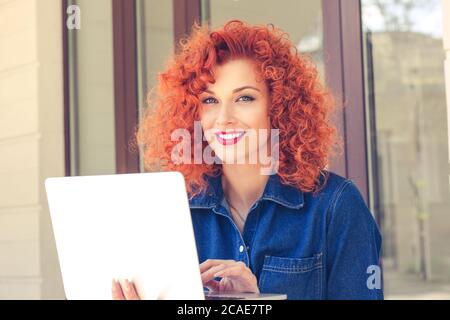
[
  {"x1": 199, "y1": 115, "x2": 215, "y2": 143},
  {"x1": 199, "y1": 110, "x2": 213, "y2": 130},
  {"x1": 240, "y1": 104, "x2": 270, "y2": 129}
]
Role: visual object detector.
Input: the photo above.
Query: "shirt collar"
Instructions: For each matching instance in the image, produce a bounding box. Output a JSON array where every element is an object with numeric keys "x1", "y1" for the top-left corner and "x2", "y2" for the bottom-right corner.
[{"x1": 188, "y1": 173, "x2": 304, "y2": 210}]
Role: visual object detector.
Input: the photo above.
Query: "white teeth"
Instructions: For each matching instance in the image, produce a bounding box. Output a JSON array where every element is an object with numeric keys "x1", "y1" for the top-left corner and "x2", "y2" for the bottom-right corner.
[{"x1": 218, "y1": 132, "x2": 243, "y2": 140}]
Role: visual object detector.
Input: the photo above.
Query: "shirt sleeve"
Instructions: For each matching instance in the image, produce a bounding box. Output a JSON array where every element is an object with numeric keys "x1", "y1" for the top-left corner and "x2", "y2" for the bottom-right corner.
[{"x1": 325, "y1": 180, "x2": 384, "y2": 300}]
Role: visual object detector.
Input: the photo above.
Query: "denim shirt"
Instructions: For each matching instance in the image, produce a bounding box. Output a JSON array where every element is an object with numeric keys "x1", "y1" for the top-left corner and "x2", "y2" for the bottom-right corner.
[{"x1": 188, "y1": 171, "x2": 384, "y2": 300}]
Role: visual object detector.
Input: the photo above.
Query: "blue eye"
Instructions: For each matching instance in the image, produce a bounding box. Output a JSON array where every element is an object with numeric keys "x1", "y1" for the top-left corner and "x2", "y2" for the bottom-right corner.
[
  {"x1": 238, "y1": 95, "x2": 255, "y2": 103},
  {"x1": 202, "y1": 97, "x2": 217, "y2": 104}
]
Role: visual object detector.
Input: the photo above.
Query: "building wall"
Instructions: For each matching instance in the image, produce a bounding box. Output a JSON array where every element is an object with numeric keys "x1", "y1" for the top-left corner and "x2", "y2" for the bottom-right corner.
[{"x1": 0, "y1": 0, "x2": 65, "y2": 299}]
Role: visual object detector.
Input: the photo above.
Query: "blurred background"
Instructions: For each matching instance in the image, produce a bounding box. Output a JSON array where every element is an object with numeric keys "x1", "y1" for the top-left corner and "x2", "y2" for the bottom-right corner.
[{"x1": 0, "y1": 0, "x2": 449, "y2": 299}]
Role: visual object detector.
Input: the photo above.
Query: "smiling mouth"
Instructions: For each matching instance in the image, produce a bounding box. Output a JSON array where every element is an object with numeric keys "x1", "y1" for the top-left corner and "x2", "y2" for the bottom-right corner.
[{"x1": 214, "y1": 131, "x2": 246, "y2": 146}]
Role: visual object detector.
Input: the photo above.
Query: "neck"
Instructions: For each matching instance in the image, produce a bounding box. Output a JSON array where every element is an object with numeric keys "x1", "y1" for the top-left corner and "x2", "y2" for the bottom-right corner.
[{"x1": 221, "y1": 164, "x2": 269, "y2": 216}]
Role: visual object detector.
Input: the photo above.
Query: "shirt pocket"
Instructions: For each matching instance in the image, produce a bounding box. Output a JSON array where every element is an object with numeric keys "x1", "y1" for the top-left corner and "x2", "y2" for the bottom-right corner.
[{"x1": 258, "y1": 252, "x2": 323, "y2": 300}]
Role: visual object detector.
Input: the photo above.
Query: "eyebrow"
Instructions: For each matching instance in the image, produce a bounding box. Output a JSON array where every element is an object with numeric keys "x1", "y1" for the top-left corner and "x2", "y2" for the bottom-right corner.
[{"x1": 204, "y1": 86, "x2": 261, "y2": 95}]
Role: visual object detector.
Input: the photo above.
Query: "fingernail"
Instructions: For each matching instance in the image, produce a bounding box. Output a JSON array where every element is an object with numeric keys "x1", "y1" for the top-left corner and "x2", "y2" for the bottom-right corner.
[{"x1": 214, "y1": 271, "x2": 223, "y2": 277}]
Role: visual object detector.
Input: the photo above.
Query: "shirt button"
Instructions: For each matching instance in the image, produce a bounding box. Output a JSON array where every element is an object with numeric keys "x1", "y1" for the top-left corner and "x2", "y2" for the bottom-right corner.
[{"x1": 239, "y1": 245, "x2": 244, "y2": 253}]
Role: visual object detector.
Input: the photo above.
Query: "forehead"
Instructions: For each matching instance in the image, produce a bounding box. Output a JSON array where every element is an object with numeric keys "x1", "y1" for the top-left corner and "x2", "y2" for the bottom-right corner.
[{"x1": 207, "y1": 58, "x2": 264, "y2": 89}]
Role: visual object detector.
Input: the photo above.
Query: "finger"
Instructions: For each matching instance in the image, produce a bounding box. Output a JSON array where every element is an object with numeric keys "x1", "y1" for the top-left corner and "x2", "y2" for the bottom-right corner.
[
  {"x1": 119, "y1": 279, "x2": 140, "y2": 300},
  {"x1": 199, "y1": 259, "x2": 233, "y2": 273},
  {"x1": 199, "y1": 259, "x2": 235, "y2": 273},
  {"x1": 111, "y1": 279, "x2": 125, "y2": 300},
  {"x1": 215, "y1": 265, "x2": 259, "y2": 294},
  {"x1": 214, "y1": 263, "x2": 250, "y2": 280},
  {"x1": 203, "y1": 279, "x2": 221, "y2": 293},
  {"x1": 201, "y1": 264, "x2": 228, "y2": 284},
  {"x1": 218, "y1": 276, "x2": 233, "y2": 293}
]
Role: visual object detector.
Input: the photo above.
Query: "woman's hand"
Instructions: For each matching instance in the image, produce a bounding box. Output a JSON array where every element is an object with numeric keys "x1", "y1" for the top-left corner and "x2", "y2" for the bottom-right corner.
[
  {"x1": 200, "y1": 259, "x2": 260, "y2": 294},
  {"x1": 111, "y1": 279, "x2": 141, "y2": 300}
]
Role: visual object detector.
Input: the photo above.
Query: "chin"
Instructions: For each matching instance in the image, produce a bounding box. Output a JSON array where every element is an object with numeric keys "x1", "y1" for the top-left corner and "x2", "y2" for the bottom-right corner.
[
  {"x1": 212, "y1": 153, "x2": 244, "y2": 165},
  {"x1": 214, "y1": 150, "x2": 256, "y2": 165},
  {"x1": 209, "y1": 141, "x2": 260, "y2": 165}
]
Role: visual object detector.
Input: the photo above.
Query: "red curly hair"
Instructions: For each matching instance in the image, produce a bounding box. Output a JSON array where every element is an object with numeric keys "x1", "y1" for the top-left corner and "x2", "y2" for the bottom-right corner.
[{"x1": 136, "y1": 20, "x2": 342, "y2": 198}]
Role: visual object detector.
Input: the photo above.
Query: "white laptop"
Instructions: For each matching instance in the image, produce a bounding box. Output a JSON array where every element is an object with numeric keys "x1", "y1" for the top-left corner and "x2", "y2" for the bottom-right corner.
[{"x1": 44, "y1": 171, "x2": 286, "y2": 300}]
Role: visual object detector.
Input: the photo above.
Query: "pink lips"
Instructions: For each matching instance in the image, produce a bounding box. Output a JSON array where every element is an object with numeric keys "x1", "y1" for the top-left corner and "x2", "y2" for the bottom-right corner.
[{"x1": 214, "y1": 131, "x2": 246, "y2": 146}]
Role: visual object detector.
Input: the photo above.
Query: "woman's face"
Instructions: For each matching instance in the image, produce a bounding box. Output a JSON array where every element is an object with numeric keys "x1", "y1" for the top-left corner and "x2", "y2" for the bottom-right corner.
[{"x1": 199, "y1": 58, "x2": 271, "y2": 165}]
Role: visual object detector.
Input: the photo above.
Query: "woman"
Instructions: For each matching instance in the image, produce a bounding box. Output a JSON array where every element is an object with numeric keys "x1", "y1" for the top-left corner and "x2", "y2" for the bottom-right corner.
[{"x1": 112, "y1": 20, "x2": 383, "y2": 300}]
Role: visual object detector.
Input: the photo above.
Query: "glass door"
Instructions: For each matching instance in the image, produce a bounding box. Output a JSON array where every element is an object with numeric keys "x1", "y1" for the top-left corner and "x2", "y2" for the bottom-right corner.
[{"x1": 362, "y1": 0, "x2": 450, "y2": 299}]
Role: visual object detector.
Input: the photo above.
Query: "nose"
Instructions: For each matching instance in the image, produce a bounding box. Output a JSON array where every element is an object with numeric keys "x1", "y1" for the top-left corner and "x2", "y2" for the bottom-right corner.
[{"x1": 215, "y1": 102, "x2": 236, "y2": 127}]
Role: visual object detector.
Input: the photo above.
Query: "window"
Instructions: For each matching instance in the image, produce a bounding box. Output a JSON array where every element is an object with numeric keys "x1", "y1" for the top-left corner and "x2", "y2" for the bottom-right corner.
[
  {"x1": 200, "y1": 0, "x2": 324, "y2": 80},
  {"x1": 136, "y1": 0, "x2": 175, "y2": 172},
  {"x1": 66, "y1": 0, "x2": 116, "y2": 175},
  {"x1": 362, "y1": 0, "x2": 450, "y2": 299}
]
